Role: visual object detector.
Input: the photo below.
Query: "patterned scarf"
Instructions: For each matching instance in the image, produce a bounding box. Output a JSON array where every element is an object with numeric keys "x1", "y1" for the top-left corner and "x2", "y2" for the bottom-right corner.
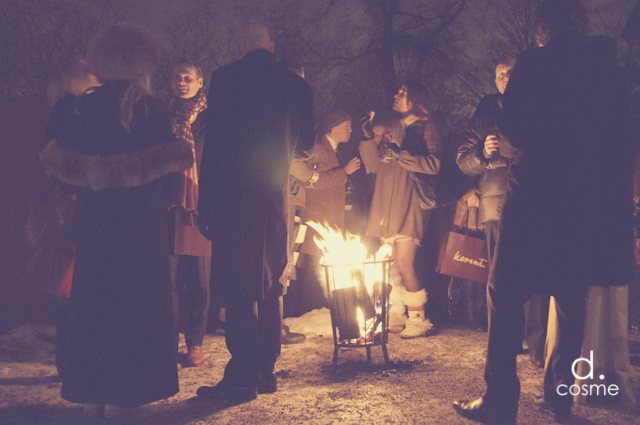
[{"x1": 168, "y1": 88, "x2": 207, "y2": 214}]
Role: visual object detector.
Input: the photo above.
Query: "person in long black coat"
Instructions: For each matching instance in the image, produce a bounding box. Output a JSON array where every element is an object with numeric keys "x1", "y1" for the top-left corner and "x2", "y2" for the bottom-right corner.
[
  {"x1": 40, "y1": 23, "x2": 191, "y2": 415},
  {"x1": 196, "y1": 22, "x2": 315, "y2": 400},
  {"x1": 453, "y1": 1, "x2": 636, "y2": 423}
]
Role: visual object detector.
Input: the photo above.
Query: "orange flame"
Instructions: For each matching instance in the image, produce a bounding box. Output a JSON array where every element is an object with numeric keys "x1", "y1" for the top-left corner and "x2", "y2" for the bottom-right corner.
[{"x1": 308, "y1": 221, "x2": 391, "y2": 339}]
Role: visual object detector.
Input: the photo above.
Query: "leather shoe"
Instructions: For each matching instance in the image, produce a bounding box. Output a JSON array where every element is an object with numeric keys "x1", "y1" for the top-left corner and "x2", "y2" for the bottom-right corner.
[
  {"x1": 186, "y1": 346, "x2": 205, "y2": 367},
  {"x1": 258, "y1": 370, "x2": 277, "y2": 394},
  {"x1": 196, "y1": 382, "x2": 257, "y2": 402},
  {"x1": 453, "y1": 396, "x2": 517, "y2": 424},
  {"x1": 534, "y1": 397, "x2": 572, "y2": 424},
  {"x1": 281, "y1": 325, "x2": 306, "y2": 345}
]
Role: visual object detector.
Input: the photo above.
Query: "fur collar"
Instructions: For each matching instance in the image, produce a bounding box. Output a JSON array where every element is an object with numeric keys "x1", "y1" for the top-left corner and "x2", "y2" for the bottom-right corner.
[{"x1": 40, "y1": 138, "x2": 194, "y2": 191}]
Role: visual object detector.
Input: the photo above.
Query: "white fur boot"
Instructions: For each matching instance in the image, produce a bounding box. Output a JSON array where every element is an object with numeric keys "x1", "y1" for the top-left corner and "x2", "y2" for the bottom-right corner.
[
  {"x1": 399, "y1": 289, "x2": 435, "y2": 338},
  {"x1": 388, "y1": 286, "x2": 408, "y2": 333}
]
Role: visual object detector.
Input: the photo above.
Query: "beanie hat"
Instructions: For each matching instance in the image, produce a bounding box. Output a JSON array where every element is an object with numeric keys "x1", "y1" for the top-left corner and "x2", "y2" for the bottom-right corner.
[{"x1": 323, "y1": 110, "x2": 351, "y2": 135}]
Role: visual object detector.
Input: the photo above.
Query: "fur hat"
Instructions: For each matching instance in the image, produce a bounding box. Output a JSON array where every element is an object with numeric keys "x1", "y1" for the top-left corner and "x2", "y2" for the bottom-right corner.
[
  {"x1": 323, "y1": 110, "x2": 351, "y2": 135},
  {"x1": 87, "y1": 23, "x2": 162, "y2": 82}
]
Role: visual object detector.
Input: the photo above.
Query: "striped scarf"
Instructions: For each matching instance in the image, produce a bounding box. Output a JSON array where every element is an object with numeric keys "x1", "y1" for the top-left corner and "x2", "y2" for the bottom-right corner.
[{"x1": 168, "y1": 88, "x2": 207, "y2": 214}]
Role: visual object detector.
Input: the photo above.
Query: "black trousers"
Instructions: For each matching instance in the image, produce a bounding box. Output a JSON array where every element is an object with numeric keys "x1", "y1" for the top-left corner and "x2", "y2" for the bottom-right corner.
[
  {"x1": 484, "y1": 220, "x2": 524, "y2": 343},
  {"x1": 170, "y1": 254, "x2": 211, "y2": 348},
  {"x1": 486, "y1": 220, "x2": 549, "y2": 361},
  {"x1": 221, "y1": 289, "x2": 282, "y2": 388},
  {"x1": 484, "y1": 272, "x2": 586, "y2": 411},
  {"x1": 524, "y1": 293, "x2": 549, "y2": 363}
]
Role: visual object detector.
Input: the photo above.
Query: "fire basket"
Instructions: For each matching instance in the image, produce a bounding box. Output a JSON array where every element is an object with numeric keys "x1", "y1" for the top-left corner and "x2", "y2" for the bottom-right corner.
[
  {"x1": 321, "y1": 258, "x2": 393, "y2": 367},
  {"x1": 307, "y1": 221, "x2": 393, "y2": 367}
]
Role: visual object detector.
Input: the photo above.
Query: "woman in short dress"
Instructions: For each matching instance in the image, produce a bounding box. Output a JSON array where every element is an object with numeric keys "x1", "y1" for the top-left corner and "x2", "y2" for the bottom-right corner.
[{"x1": 359, "y1": 82, "x2": 442, "y2": 338}]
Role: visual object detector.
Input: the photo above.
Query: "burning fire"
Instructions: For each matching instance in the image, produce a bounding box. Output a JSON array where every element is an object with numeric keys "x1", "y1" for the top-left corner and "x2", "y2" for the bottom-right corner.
[
  {"x1": 357, "y1": 307, "x2": 382, "y2": 340},
  {"x1": 307, "y1": 221, "x2": 391, "y2": 342},
  {"x1": 307, "y1": 221, "x2": 391, "y2": 292}
]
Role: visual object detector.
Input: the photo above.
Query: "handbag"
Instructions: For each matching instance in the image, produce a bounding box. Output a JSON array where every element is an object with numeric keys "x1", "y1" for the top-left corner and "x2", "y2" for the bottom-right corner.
[
  {"x1": 171, "y1": 208, "x2": 212, "y2": 257},
  {"x1": 436, "y1": 207, "x2": 489, "y2": 283},
  {"x1": 408, "y1": 171, "x2": 436, "y2": 210}
]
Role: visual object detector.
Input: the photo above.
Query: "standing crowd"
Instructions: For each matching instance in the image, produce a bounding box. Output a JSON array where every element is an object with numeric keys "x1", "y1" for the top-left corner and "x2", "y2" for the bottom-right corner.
[{"x1": 38, "y1": 0, "x2": 637, "y2": 423}]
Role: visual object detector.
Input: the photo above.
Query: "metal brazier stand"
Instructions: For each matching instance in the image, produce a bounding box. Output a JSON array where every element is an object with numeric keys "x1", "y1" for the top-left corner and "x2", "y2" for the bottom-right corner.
[{"x1": 322, "y1": 258, "x2": 393, "y2": 367}]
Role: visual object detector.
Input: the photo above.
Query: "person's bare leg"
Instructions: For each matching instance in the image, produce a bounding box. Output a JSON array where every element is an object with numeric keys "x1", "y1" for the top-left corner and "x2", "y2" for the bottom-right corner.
[
  {"x1": 394, "y1": 240, "x2": 419, "y2": 292},
  {"x1": 388, "y1": 243, "x2": 408, "y2": 332},
  {"x1": 394, "y1": 240, "x2": 434, "y2": 338}
]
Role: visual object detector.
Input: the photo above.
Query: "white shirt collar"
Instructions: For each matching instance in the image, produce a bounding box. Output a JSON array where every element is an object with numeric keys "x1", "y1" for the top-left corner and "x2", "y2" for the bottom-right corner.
[{"x1": 325, "y1": 134, "x2": 339, "y2": 151}]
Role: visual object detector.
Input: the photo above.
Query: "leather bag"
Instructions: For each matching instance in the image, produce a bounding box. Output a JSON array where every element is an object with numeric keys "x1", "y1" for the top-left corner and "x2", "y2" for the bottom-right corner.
[{"x1": 171, "y1": 208, "x2": 212, "y2": 257}]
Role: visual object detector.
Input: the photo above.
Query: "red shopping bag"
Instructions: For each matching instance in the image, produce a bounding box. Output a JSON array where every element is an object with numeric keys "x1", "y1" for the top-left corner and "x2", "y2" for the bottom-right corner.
[{"x1": 436, "y1": 231, "x2": 489, "y2": 284}]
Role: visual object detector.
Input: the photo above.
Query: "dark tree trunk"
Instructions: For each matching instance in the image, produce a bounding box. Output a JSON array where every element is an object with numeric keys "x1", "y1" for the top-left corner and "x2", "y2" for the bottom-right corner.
[{"x1": 379, "y1": 0, "x2": 398, "y2": 104}]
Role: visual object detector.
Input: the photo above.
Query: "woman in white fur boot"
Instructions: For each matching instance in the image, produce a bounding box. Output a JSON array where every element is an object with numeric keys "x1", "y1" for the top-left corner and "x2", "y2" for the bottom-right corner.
[{"x1": 359, "y1": 82, "x2": 442, "y2": 338}]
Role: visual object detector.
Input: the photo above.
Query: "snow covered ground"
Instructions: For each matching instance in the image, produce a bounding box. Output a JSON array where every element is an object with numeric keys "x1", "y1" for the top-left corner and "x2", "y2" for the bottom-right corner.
[{"x1": 1, "y1": 309, "x2": 640, "y2": 424}]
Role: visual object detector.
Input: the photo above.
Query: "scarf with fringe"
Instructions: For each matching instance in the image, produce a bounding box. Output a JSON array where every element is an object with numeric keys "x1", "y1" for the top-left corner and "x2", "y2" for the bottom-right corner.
[{"x1": 168, "y1": 88, "x2": 207, "y2": 214}]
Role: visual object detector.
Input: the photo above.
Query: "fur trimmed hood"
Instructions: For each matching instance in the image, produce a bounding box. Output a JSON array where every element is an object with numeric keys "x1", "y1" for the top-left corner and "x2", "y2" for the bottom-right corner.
[{"x1": 40, "y1": 138, "x2": 194, "y2": 191}]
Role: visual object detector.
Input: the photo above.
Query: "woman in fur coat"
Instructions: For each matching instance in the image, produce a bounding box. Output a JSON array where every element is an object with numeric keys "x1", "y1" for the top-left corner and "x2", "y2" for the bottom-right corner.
[
  {"x1": 40, "y1": 24, "x2": 193, "y2": 417},
  {"x1": 359, "y1": 82, "x2": 442, "y2": 339}
]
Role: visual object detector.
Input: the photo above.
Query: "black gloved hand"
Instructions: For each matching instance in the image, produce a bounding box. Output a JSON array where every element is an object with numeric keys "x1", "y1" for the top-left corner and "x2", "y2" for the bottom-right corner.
[
  {"x1": 360, "y1": 111, "x2": 375, "y2": 140},
  {"x1": 379, "y1": 141, "x2": 400, "y2": 160}
]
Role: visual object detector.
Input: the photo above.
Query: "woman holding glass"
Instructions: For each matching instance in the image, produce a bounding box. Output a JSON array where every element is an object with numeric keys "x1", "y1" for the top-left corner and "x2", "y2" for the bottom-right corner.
[{"x1": 359, "y1": 82, "x2": 442, "y2": 338}]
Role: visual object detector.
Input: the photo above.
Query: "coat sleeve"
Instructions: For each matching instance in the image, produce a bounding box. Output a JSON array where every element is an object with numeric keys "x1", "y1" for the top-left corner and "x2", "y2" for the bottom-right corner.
[
  {"x1": 198, "y1": 69, "x2": 227, "y2": 221},
  {"x1": 457, "y1": 130, "x2": 486, "y2": 175},
  {"x1": 397, "y1": 120, "x2": 441, "y2": 175},
  {"x1": 293, "y1": 81, "x2": 316, "y2": 156},
  {"x1": 309, "y1": 144, "x2": 347, "y2": 190},
  {"x1": 359, "y1": 139, "x2": 379, "y2": 174},
  {"x1": 290, "y1": 154, "x2": 313, "y2": 182}
]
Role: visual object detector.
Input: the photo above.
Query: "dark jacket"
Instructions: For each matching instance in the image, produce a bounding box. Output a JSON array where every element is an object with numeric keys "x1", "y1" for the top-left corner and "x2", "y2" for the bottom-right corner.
[
  {"x1": 495, "y1": 33, "x2": 636, "y2": 290},
  {"x1": 41, "y1": 81, "x2": 192, "y2": 407},
  {"x1": 199, "y1": 49, "x2": 315, "y2": 301},
  {"x1": 457, "y1": 94, "x2": 510, "y2": 224}
]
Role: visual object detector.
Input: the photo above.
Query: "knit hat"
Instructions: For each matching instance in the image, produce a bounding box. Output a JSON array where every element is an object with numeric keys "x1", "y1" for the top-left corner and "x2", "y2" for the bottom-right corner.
[{"x1": 323, "y1": 110, "x2": 351, "y2": 135}]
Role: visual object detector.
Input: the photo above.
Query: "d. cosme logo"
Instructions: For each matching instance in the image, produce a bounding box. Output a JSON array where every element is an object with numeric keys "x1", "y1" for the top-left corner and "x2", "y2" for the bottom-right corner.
[{"x1": 556, "y1": 351, "x2": 619, "y2": 397}]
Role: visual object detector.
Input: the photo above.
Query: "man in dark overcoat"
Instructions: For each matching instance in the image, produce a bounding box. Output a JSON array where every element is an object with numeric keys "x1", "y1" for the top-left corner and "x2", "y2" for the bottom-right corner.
[
  {"x1": 196, "y1": 22, "x2": 315, "y2": 401},
  {"x1": 454, "y1": 1, "x2": 636, "y2": 423}
]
